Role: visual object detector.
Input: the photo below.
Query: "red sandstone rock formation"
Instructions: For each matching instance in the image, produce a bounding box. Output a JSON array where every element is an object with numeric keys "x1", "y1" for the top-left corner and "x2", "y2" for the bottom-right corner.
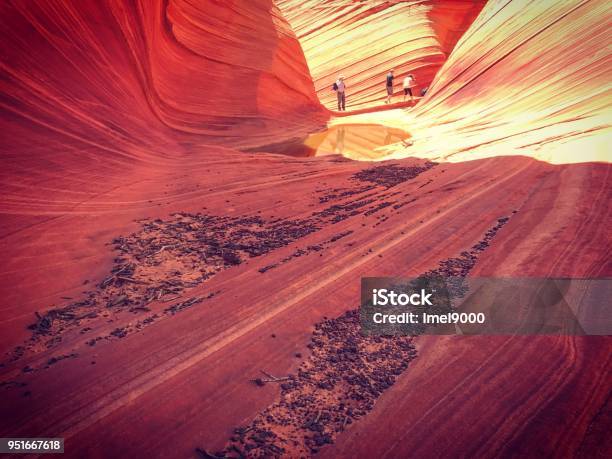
[
  {"x1": 0, "y1": 0, "x2": 326, "y2": 153},
  {"x1": 0, "y1": 0, "x2": 326, "y2": 359},
  {"x1": 0, "y1": 1, "x2": 610, "y2": 459}
]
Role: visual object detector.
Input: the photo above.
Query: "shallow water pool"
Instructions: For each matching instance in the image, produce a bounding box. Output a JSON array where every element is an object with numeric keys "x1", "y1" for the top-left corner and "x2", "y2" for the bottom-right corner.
[{"x1": 248, "y1": 124, "x2": 411, "y2": 160}]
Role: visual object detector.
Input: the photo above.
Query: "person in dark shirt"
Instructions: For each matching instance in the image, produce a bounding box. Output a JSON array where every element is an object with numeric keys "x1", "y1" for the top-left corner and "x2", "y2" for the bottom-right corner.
[{"x1": 385, "y1": 69, "x2": 394, "y2": 104}]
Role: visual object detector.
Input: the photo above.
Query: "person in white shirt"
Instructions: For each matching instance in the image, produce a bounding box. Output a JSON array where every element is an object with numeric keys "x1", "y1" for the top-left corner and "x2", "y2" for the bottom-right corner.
[
  {"x1": 403, "y1": 74, "x2": 417, "y2": 102},
  {"x1": 334, "y1": 75, "x2": 346, "y2": 111}
]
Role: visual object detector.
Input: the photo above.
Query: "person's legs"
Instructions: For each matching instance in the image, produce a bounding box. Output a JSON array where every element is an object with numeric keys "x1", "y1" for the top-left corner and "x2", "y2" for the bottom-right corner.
[
  {"x1": 403, "y1": 88, "x2": 408, "y2": 101},
  {"x1": 337, "y1": 91, "x2": 342, "y2": 111},
  {"x1": 341, "y1": 92, "x2": 346, "y2": 110},
  {"x1": 386, "y1": 86, "x2": 393, "y2": 104},
  {"x1": 408, "y1": 88, "x2": 413, "y2": 102}
]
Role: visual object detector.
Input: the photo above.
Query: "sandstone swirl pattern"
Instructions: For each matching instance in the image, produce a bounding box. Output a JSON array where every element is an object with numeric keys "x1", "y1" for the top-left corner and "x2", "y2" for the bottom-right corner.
[
  {"x1": 0, "y1": 0, "x2": 327, "y2": 155},
  {"x1": 0, "y1": 2, "x2": 610, "y2": 459},
  {"x1": 277, "y1": 0, "x2": 485, "y2": 110},
  {"x1": 349, "y1": 0, "x2": 612, "y2": 164}
]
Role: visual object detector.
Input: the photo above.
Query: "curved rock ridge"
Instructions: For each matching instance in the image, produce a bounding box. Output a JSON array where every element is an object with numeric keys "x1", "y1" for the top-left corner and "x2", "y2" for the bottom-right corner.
[
  {"x1": 0, "y1": 0, "x2": 327, "y2": 156},
  {"x1": 277, "y1": 0, "x2": 485, "y2": 110},
  {"x1": 346, "y1": 0, "x2": 611, "y2": 164}
]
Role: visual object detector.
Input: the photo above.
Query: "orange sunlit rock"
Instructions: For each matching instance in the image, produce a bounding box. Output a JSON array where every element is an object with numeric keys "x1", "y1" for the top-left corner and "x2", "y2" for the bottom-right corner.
[
  {"x1": 337, "y1": 0, "x2": 612, "y2": 164},
  {"x1": 277, "y1": 0, "x2": 485, "y2": 110}
]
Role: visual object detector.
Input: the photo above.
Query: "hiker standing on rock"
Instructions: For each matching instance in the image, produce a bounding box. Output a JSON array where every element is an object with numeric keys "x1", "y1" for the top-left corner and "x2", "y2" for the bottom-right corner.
[
  {"x1": 385, "y1": 69, "x2": 395, "y2": 104},
  {"x1": 403, "y1": 73, "x2": 417, "y2": 102},
  {"x1": 333, "y1": 75, "x2": 346, "y2": 111}
]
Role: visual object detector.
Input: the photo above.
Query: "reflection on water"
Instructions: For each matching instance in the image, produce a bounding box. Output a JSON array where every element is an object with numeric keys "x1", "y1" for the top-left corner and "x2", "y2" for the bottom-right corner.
[
  {"x1": 304, "y1": 124, "x2": 411, "y2": 160},
  {"x1": 247, "y1": 124, "x2": 411, "y2": 160}
]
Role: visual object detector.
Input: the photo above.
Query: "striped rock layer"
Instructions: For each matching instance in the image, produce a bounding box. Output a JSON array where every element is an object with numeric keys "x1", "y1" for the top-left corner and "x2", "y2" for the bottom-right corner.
[
  {"x1": 277, "y1": 0, "x2": 486, "y2": 110},
  {"x1": 354, "y1": 0, "x2": 611, "y2": 164}
]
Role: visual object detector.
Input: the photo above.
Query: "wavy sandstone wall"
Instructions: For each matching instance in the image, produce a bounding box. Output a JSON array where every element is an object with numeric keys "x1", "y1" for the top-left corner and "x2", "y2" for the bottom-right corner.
[
  {"x1": 276, "y1": 0, "x2": 486, "y2": 110},
  {"x1": 366, "y1": 0, "x2": 612, "y2": 164},
  {"x1": 0, "y1": 0, "x2": 327, "y2": 339},
  {"x1": 0, "y1": 3, "x2": 610, "y2": 458},
  {"x1": 0, "y1": 0, "x2": 326, "y2": 158}
]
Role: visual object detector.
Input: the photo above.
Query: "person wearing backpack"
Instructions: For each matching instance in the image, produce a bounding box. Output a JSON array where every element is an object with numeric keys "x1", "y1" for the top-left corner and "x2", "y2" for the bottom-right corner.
[
  {"x1": 385, "y1": 69, "x2": 395, "y2": 104},
  {"x1": 333, "y1": 75, "x2": 346, "y2": 111}
]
